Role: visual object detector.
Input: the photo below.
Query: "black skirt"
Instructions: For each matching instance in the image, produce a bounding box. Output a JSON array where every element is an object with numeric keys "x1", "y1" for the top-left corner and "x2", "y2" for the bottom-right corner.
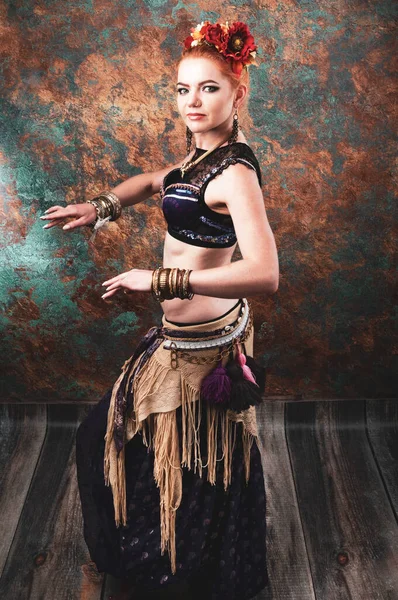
[{"x1": 76, "y1": 387, "x2": 269, "y2": 600}]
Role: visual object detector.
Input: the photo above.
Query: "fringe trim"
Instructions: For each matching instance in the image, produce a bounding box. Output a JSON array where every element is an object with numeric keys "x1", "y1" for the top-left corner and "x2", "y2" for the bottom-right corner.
[
  {"x1": 152, "y1": 411, "x2": 182, "y2": 574},
  {"x1": 103, "y1": 345, "x2": 257, "y2": 574},
  {"x1": 103, "y1": 356, "x2": 135, "y2": 527}
]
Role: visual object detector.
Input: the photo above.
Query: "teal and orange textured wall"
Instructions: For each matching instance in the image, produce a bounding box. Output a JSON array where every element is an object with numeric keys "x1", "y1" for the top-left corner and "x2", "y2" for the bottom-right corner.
[{"x1": 0, "y1": 1, "x2": 396, "y2": 402}]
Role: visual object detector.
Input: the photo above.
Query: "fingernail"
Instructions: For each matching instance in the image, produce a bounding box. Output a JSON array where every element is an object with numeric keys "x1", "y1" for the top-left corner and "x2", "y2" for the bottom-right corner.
[
  {"x1": 39, "y1": 216, "x2": 46, "y2": 219},
  {"x1": 43, "y1": 225, "x2": 49, "y2": 229},
  {"x1": 63, "y1": 225, "x2": 70, "y2": 230}
]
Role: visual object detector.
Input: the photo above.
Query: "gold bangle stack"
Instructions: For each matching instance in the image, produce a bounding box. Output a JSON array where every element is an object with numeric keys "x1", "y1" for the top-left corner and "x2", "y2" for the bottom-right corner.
[
  {"x1": 151, "y1": 267, "x2": 194, "y2": 302},
  {"x1": 87, "y1": 190, "x2": 122, "y2": 224}
]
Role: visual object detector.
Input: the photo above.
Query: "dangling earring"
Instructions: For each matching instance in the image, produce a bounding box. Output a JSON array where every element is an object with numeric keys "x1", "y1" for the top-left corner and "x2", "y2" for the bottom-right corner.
[
  {"x1": 186, "y1": 127, "x2": 193, "y2": 154},
  {"x1": 230, "y1": 109, "x2": 239, "y2": 144}
]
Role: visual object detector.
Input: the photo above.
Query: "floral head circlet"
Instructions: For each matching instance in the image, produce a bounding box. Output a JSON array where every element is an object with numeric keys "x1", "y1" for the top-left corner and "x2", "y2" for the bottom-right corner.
[{"x1": 183, "y1": 20, "x2": 258, "y2": 76}]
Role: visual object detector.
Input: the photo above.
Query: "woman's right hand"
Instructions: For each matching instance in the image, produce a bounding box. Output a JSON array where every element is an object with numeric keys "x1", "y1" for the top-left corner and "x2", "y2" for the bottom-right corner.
[{"x1": 40, "y1": 203, "x2": 97, "y2": 230}]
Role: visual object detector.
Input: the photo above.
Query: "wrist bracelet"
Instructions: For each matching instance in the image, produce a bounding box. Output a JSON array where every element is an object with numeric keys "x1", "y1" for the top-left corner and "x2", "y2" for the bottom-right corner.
[
  {"x1": 151, "y1": 267, "x2": 162, "y2": 302},
  {"x1": 95, "y1": 191, "x2": 122, "y2": 221},
  {"x1": 151, "y1": 267, "x2": 194, "y2": 302},
  {"x1": 86, "y1": 190, "x2": 123, "y2": 229}
]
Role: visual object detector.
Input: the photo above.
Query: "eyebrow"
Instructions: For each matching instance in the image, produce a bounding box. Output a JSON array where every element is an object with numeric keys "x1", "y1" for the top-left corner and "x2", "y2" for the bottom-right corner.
[{"x1": 176, "y1": 79, "x2": 220, "y2": 87}]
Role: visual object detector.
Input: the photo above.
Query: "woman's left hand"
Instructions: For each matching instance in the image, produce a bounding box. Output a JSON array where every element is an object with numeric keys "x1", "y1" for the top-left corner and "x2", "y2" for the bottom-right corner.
[{"x1": 101, "y1": 268, "x2": 152, "y2": 299}]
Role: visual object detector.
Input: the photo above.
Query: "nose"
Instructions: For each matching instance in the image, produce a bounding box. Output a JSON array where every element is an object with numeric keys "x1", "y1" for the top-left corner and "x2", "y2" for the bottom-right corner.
[{"x1": 188, "y1": 89, "x2": 201, "y2": 108}]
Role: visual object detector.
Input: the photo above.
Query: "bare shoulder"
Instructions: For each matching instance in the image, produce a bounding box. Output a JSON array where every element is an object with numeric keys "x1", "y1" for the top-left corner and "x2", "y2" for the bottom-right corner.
[
  {"x1": 211, "y1": 160, "x2": 263, "y2": 204},
  {"x1": 221, "y1": 159, "x2": 261, "y2": 186}
]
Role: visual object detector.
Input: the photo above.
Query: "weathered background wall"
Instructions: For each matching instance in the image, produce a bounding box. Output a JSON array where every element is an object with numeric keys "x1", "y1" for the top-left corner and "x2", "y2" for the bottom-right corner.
[{"x1": 0, "y1": 0, "x2": 396, "y2": 402}]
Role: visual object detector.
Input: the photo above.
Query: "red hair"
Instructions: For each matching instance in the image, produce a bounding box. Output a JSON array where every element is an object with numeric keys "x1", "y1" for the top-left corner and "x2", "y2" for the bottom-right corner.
[{"x1": 178, "y1": 43, "x2": 250, "y2": 99}]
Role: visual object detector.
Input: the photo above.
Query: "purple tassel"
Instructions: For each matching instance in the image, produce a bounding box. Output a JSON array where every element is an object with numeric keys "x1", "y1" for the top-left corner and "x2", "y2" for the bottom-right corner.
[{"x1": 200, "y1": 359, "x2": 232, "y2": 406}]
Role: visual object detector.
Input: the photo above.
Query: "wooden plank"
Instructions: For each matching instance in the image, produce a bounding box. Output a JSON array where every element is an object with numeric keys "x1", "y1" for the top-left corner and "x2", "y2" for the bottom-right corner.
[
  {"x1": 286, "y1": 400, "x2": 398, "y2": 600},
  {"x1": 1, "y1": 399, "x2": 396, "y2": 599},
  {"x1": 366, "y1": 399, "x2": 398, "y2": 514},
  {"x1": 0, "y1": 404, "x2": 103, "y2": 600},
  {"x1": 255, "y1": 401, "x2": 315, "y2": 599},
  {"x1": 0, "y1": 404, "x2": 47, "y2": 578}
]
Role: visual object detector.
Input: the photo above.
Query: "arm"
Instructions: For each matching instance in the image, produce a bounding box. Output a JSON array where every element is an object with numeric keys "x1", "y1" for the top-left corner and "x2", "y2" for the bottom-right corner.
[
  {"x1": 101, "y1": 164, "x2": 279, "y2": 300},
  {"x1": 111, "y1": 152, "x2": 195, "y2": 207},
  {"x1": 189, "y1": 164, "x2": 279, "y2": 297},
  {"x1": 41, "y1": 151, "x2": 195, "y2": 230}
]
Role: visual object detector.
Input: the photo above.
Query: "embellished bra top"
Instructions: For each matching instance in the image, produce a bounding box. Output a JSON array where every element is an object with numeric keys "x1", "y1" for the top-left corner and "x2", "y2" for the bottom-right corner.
[{"x1": 160, "y1": 142, "x2": 262, "y2": 248}]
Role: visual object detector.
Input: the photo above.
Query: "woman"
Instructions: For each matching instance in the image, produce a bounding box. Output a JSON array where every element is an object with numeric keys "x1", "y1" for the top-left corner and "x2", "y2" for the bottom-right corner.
[{"x1": 41, "y1": 20, "x2": 278, "y2": 600}]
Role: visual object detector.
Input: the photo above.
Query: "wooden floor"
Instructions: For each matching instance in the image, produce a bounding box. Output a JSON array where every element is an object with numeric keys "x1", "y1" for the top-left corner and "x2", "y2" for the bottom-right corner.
[{"x1": 0, "y1": 399, "x2": 397, "y2": 600}]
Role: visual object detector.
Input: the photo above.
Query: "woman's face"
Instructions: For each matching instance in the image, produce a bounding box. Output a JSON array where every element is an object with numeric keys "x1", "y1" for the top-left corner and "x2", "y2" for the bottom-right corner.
[{"x1": 176, "y1": 57, "x2": 236, "y2": 139}]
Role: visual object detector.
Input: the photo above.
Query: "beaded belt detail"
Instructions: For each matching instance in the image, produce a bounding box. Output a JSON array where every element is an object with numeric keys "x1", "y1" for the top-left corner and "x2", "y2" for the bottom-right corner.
[{"x1": 162, "y1": 298, "x2": 250, "y2": 350}]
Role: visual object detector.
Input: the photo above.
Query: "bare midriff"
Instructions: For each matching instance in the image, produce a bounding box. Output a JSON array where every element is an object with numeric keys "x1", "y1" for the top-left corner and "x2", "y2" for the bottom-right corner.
[
  {"x1": 161, "y1": 231, "x2": 239, "y2": 324},
  {"x1": 160, "y1": 133, "x2": 249, "y2": 324}
]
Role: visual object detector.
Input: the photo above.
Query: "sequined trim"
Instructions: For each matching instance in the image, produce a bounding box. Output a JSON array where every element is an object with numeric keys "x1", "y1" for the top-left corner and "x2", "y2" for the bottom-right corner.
[
  {"x1": 199, "y1": 215, "x2": 233, "y2": 232},
  {"x1": 170, "y1": 227, "x2": 236, "y2": 245}
]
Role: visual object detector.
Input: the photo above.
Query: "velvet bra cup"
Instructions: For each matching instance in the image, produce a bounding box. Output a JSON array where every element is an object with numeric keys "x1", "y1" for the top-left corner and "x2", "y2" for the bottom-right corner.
[{"x1": 160, "y1": 142, "x2": 262, "y2": 249}]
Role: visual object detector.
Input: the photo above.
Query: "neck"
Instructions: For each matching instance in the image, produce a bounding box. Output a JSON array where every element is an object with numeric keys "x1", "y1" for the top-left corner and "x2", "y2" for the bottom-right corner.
[
  {"x1": 193, "y1": 125, "x2": 232, "y2": 150},
  {"x1": 180, "y1": 130, "x2": 232, "y2": 177}
]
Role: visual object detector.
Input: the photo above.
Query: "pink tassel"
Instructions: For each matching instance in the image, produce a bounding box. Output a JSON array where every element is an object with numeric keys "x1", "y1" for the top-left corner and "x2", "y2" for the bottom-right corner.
[
  {"x1": 200, "y1": 360, "x2": 232, "y2": 405},
  {"x1": 235, "y1": 343, "x2": 259, "y2": 386}
]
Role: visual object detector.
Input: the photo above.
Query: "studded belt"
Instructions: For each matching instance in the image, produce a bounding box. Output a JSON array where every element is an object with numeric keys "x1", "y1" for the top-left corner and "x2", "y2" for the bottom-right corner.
[{"x1": 162, "y1": 298, "x2": 250, "y2": 351}]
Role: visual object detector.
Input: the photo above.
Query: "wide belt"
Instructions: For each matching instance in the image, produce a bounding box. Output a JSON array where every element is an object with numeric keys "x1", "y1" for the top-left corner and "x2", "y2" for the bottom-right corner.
[{"x1": 162, "y1": 298, "x2": 249, "y2": 350}]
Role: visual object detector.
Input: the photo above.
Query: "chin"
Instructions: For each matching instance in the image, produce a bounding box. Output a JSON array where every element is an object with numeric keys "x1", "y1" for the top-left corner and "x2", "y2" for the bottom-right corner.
[{"x1": 187, "y1": 122, "x2": 208, "y2": 131}]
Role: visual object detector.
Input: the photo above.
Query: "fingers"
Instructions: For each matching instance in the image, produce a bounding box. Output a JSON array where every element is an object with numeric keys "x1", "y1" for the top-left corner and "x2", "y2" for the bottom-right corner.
[
  {"x1": 101, "y1": 287, "x2": 134, "y2": 299},
  {"x1": 101, "y1": 275, "x2": 132, "y2": 299},
  {"x1": 42, "y1": 218, "x2": 68, "y2": 230},
  {"x1": 102, "y1": 280, "x2": 125, "y2": 293},
  {"x1": 101, "y1": 287, "x2": 124, "y2": 299},
  {"x1": 41, "y1": 208, "x2": 70, "y2": 221},
  {"x1": 101, "y1": 272, "x2": 140, "y2": 300},
  {"x1": 41, "y1": 206, "x2": 72, "y2": 219},
  {"x1": 102, "y1": 273, "x2": 130, "y2": 286},
  {"x1": 101, "y1": 289, "x2": 116, "y2": 299},
  {"x1": 101, "y1": 270, "x2": 139, "y2": 299},
  {"x1": 41, "y1": 207, "x2": 70, "y2": 228},
  {"x1": 62, "y1": 216, "x2": 88, "y2": 230},
  {"x1": 44, "y1": 206, "x2": 64, "y2": 214},
  {"x1": 40, "y1": 205, "x2": 93, "y2": 230}
]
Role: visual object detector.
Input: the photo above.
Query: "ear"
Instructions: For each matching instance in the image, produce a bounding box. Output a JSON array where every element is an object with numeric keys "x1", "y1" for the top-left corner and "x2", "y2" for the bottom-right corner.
[{"x1": 234, "y1": 83, "x2": 248, "y2": 108}]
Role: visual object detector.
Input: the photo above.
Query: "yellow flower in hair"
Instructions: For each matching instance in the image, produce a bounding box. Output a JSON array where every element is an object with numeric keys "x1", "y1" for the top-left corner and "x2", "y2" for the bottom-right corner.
[{"x1": 191, "y1": 20, "x2": 209, "y2": 41}]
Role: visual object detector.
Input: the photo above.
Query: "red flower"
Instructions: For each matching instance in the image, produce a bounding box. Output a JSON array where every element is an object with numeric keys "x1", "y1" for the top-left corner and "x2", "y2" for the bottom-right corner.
[
  {"x1": 223, "y1": 22, "x2": 257, "y2": 67},
  {"x1": 204, "y1": 23, "x2": 225, "y2": 49},
  {"x1": 183, "y1": 21, "x2": 258, "y2": 76},
  {"x1": 184, "y1": 35, "x2": 194, "y2": 49},
  {"x1": 229, "y1": 59, "x2": 244, "y2": 76}
]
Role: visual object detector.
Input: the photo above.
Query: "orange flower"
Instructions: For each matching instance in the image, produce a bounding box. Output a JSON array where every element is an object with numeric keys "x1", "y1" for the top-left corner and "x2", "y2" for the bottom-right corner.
[{"x1": 184, "y1": 21, "x2": 210, "y2": 48}]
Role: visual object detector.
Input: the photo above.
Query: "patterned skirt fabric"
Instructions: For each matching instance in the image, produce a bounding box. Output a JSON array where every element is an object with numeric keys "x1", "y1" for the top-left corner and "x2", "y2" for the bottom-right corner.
[{"x1": 76, "y1": 304, "x2": 269, "y2": 600}]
